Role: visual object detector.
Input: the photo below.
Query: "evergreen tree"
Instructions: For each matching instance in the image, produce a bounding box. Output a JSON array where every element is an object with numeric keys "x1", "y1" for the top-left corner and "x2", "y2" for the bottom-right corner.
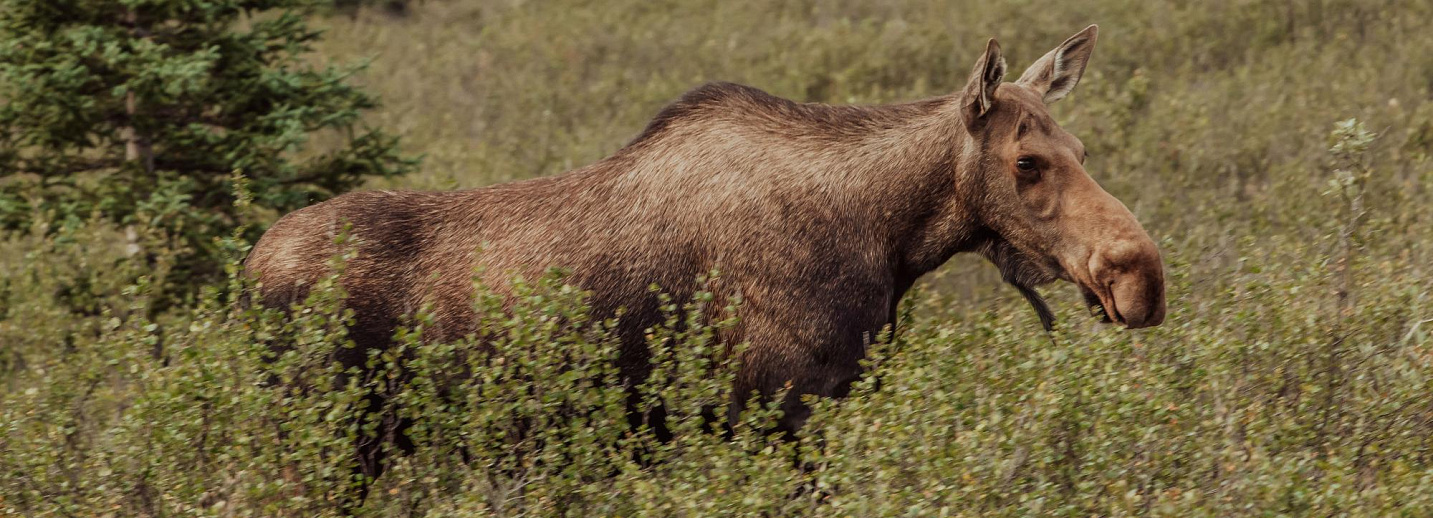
[{"x1": 0, "y1": 0, "x2": 415, "y2": 303}]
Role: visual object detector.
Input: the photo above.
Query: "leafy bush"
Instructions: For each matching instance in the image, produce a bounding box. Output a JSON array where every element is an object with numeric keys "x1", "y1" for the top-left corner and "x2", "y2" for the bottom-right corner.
[{"x1": 0, "y1": 221, "x2": 800, "y2": 515}]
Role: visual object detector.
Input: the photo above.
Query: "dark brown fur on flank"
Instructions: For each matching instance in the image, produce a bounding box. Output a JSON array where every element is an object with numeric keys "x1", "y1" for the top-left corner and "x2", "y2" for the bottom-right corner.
[{"x1": 246, "y1": 25, "x2": 1165, "y2": 492}]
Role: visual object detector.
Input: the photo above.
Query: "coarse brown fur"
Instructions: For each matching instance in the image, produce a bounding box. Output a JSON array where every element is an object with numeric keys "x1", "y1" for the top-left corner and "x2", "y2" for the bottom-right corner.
[{"x1": 245, "y1": 25, "x2": 1165, "y2": 494}]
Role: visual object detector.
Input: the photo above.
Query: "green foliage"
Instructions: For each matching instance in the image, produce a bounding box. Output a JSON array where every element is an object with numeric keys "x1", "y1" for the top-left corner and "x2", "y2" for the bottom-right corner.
[
  {"x1": 0, "y1": 0, "x2": 415, "y2": 302},
  {"x1": 0, "y1": 231, "x2": 799, "y2": 515},
  {"x1": 3, "y1": 0, "x2": 1433, "y2": 516}
]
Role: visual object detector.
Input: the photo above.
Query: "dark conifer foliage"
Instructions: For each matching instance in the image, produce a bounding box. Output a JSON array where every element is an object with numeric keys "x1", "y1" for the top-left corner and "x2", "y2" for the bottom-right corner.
[{"x1": 0, "y1": 0, "x2": 415, "y2": 301}]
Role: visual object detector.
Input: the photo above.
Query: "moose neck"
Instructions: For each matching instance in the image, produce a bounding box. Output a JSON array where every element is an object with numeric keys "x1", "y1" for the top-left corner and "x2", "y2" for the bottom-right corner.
[{"x1": 829, "y1": 96, "x2": 983, "y2": 280}]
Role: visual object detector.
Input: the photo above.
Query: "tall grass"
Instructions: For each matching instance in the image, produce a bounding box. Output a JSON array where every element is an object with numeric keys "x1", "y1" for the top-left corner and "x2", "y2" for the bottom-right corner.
[{"x1": 3, "y1": 0, "x2": 1432, "y2": 515}]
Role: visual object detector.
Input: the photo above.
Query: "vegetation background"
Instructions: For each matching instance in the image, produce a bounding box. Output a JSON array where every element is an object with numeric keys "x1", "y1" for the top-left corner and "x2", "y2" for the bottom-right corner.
[{"x1": 3, "y1": 0, "x2": 1432, "y2": 516}]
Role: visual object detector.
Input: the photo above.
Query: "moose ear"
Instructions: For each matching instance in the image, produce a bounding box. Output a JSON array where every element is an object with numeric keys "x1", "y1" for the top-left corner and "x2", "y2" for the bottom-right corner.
[
  {"x1": 962, "y1": 38, "x2": 1006, "y2": 127},
  {"x1": 1016, "y1": 25, "x2": 1098, "y2": 104}
]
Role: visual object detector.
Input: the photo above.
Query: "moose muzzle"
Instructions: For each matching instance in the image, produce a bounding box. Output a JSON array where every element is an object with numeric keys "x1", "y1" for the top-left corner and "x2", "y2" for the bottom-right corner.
[
  {"x1": 1062, "y1": 180, "x2": 1167, "y2": 329},
  {"x1": 1085, "y1": 238, "x2": 1166, "y2": 329}
]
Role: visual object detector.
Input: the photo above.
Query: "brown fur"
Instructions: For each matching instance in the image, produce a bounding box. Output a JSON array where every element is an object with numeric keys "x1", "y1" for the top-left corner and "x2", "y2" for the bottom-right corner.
[{"x1": 246, "y1": 24, "x2": 1164, "y2": 488}]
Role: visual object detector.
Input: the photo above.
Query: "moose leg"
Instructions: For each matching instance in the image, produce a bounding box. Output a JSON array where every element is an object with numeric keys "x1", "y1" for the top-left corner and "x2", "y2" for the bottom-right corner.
[
  {"x1": 730, "y1": 293, "x2": 889, "y2": 437},
  {"x1": 348, "y1": 392, "x2": 417, "y2": 508},
  {"x1": 332, "y1": 304, "x2": 410, "y2": 512},
  {"x1": 773, "y1": 360, "x2": 866, "y2": 436}
]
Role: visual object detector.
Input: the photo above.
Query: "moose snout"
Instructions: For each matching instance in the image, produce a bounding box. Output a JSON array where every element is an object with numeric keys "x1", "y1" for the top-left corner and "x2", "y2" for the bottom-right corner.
[
  {"x1": 1091, "y1": 239, "x2": 1166, "y2": 329},
  {"x1": 1108, "y1": 267, "x2": 1165, "y2": 328}
]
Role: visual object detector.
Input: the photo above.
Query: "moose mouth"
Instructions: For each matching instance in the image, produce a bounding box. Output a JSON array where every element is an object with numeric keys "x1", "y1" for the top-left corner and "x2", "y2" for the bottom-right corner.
[
  {"x1": 983, "y1": 237, "x2": 1138, "y2": 331},
  {"x1": 1080, "y1": 284, "x2": 1116, "y2": 325},
  {"x1": 1013, "y1": 280, "x2": 1118, "y2": 332}
]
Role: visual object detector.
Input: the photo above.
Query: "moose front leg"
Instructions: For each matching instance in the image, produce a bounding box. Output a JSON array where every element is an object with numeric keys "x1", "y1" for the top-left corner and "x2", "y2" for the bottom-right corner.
[
  {"x1": 773, "y1": 359, "x2": 867, "y2": 436},
  {"x1": 729, "y1": 292, "x2": 891, "y2": 436}
]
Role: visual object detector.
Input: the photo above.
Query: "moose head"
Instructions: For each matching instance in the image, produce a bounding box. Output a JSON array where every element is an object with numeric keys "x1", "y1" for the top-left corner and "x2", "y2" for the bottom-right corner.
[{"x1": 959, "y1": 26, "x2": 1166, "y2": 329}]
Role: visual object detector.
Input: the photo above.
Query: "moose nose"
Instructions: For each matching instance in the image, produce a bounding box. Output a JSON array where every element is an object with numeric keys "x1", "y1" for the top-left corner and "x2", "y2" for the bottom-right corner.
[
  {"x1": 1095, "y1": 241, "x2": 1166, "y2": 329},
  {"x1": 1109, "y1": 269, "x2": 1164, "y2": 328}
]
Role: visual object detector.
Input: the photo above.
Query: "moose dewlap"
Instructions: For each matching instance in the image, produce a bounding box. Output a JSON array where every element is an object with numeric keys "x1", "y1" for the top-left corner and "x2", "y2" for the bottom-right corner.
[{"x1": 246, "y1": 24, "x2": 1164, "y2": 490}]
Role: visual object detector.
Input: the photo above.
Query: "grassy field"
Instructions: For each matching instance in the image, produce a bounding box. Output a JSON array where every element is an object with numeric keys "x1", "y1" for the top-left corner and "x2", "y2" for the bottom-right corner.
[{"x1": 4, "y1": 0, "x2": 1433, "y2": 515}]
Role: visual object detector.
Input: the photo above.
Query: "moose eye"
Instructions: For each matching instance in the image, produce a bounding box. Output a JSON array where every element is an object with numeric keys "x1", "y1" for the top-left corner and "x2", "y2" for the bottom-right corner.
[{"x1": 1015, "y1": 157, "x2": 1039, "y2": 176}]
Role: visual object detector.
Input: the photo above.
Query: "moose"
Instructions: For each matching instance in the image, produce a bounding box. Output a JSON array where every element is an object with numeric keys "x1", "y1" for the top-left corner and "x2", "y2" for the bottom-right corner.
[{"x1": 246, "y1": 24, "x2": 1165, "y2": 494}]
